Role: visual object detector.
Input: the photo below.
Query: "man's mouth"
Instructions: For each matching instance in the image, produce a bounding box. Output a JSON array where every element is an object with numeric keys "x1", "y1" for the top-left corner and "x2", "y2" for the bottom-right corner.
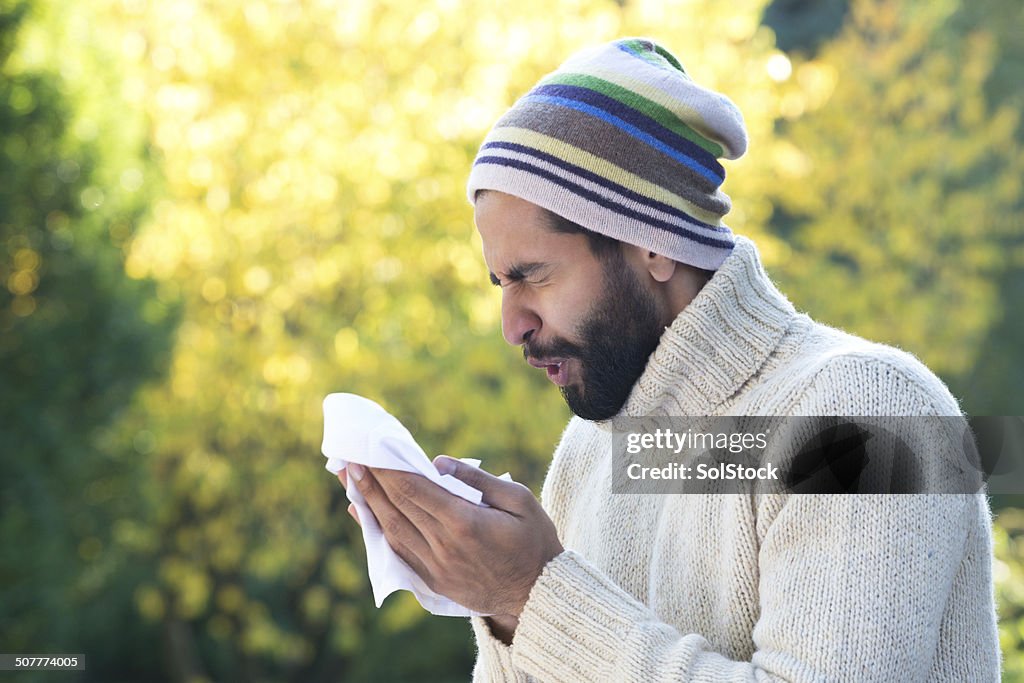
[{"x1": 527, "y1": 357, "x2": 570, "y2": 387}]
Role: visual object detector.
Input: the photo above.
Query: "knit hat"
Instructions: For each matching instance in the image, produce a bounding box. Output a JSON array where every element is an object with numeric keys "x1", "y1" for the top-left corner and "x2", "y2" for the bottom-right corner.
[{"x1": 466, "y1": 37, "x2": 748, "y2": 270}]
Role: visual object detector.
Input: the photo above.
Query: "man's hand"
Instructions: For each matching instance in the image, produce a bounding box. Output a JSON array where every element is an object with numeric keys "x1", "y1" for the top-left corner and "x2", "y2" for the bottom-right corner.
[{"x1": 338, "y1": 456, "x2": 563, "y2": 632}]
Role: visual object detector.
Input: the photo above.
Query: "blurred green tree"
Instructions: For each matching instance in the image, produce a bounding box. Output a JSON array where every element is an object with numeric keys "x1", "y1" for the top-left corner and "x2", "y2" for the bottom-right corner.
[
  {"x1": 762, "y1": 0, "x2": 850, "y2": 54},
  {"x1": 944, "y1": 0, "x2": 1024, "y2": 419},
  {"x1": 995, "y1": 508, "x2": 1024, "y2": 681},
  {"x1": 763, "y1": 0, "x2": 1023, "y2": 408},
  {"x1": 0, "y1": 0, "x2": 177, "y2": 676}
]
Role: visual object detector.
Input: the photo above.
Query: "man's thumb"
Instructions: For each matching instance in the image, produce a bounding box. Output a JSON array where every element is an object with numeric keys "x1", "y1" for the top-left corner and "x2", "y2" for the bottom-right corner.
[{"x1": 434, "y1": 455, "x2": 526, "y2": 510}]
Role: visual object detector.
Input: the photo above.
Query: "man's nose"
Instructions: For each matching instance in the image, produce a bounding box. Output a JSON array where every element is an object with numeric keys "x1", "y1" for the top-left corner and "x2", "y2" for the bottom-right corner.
[{"x1": 501, "y1": 295, "x2": 540, "y2": 346}]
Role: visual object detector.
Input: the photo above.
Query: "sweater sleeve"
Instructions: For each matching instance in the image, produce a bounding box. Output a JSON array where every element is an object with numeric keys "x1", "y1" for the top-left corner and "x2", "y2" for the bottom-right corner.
[
  {"x1": 469, "y1": 616, "x2": 534, "y2": 683},
  {"x1": 507, "y1": 493, "x2": 993, "y2": 682}
]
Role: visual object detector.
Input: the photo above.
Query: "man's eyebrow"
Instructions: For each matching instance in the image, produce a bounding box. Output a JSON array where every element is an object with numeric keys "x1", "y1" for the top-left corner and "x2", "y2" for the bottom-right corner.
[{"x1": 489, "y1": 262, "x2": 548, "y2": 286}]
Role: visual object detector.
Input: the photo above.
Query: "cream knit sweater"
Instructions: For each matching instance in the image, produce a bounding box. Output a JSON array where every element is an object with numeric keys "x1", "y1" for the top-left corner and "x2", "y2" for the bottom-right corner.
[{"x1": 470, "y1": 236, "x2": 1000, "y2": 682}]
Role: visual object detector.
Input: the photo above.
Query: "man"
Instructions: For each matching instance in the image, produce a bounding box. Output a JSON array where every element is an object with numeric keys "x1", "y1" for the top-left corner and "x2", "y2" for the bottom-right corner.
[{"x1": 340, "y1": 38, "x2": 1000, "y2": 680}]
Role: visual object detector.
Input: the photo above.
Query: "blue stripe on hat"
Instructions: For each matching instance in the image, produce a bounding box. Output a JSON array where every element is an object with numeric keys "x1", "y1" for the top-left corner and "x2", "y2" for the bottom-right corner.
[
  {"x1": 531, "y1": 84, "x2": 724, "y2": 178},
  {"x1": 523, "y1": 94, "x2": 725, "y2": 186}
]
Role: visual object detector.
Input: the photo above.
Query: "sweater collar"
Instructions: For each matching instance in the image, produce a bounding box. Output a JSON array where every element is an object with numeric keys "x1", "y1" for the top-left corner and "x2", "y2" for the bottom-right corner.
[{"x1": 600, "y1": 236, "x2": 797, "y2": 422}]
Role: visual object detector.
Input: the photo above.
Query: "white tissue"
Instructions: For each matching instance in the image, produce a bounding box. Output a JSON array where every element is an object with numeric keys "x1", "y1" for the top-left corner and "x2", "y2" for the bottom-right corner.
[{"x1": 322, "y1": 392, "x2": 507, "y2": 617}]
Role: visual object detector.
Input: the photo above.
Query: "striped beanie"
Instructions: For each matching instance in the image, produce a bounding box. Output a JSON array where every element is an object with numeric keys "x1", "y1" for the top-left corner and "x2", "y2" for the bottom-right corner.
[{"x1": 466, "y1": 38, "x2": 748, "y2": 270}]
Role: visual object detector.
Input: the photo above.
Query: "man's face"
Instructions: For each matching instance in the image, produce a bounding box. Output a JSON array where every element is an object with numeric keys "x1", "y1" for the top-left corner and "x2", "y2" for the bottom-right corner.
[{"x1": 475, "y1": 191, "x2": 665, "y2": 421}]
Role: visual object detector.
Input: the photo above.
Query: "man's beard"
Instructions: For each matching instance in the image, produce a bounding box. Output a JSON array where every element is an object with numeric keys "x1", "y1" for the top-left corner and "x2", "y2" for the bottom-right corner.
[{"x1": 524, "y1": 256, "x2": 666, "y2": 421}]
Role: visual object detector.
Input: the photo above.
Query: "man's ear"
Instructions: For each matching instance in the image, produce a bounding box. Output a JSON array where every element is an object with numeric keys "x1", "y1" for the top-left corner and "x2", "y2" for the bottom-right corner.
[
  {"x1": 621, "y1": 244, "x2": 677, "y2": 283},
  {"x1": 645, "y1": 251, "x2": 677, "y2": 283}
]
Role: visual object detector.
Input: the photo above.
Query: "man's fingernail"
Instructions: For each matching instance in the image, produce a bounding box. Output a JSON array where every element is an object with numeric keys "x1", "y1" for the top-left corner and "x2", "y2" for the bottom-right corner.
[
  {"x1": 348, "y1": 463, "x2": 365, "y2": 482},
  {"x1": 435, "y1": 456, "x2": 454, "y2": 475}
]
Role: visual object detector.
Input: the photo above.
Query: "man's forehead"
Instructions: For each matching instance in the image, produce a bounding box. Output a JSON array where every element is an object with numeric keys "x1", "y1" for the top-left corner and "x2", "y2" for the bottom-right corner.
[
  {"x1": 475, "y1": 191, "x2": 551, "y2": 228},
  {"x1": 478, "y1": 226, "x2": 560, "y2": 272},
  {"x1": 476, "y1": 197, "x2": 572, "y2": 244}
]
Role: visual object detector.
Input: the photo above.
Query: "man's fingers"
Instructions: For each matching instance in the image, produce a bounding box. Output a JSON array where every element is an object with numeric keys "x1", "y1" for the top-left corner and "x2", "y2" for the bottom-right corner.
[
  {"x1": 433, "y1": 455, "x2": 534, "y2": 512},
  {"x1": 347, "y1": 502, "x2": 360, "y2": 527},
  {"x1": 369, "y1": 468, "x2": 450, "y2": 532},
  {"x1": 354, "y1": 468, "x2": 434, "y2": 559}
]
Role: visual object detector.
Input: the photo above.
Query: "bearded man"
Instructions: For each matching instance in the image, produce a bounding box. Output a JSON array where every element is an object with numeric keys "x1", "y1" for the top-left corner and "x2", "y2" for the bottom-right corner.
[{"x1": 340, "y1": 38, "x2": 1000, "y2": 681}]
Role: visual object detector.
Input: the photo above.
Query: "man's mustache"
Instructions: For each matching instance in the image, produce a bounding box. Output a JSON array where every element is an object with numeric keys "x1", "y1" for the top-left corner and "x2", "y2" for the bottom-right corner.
[{"x1": 523, "y1": 336, "x2": 585, "y2": 362}]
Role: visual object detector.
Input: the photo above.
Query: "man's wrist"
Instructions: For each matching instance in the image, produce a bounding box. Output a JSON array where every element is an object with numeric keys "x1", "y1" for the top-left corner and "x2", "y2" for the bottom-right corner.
[{"x1": 485, "y1": 614, "x2": 519, "y2": 646}]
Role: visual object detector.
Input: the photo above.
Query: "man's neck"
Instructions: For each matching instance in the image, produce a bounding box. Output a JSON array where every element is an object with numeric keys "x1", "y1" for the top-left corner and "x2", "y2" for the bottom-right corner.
[{"x1": 662, "y1": 264, "x2": 714, "y2": 326}]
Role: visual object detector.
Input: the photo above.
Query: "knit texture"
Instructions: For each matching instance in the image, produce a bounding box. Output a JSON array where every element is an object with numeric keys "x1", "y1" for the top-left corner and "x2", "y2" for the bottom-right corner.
[
  {"x1": 470, "y1": 236, "x2": 1001, "y2": 682},
  {"x1": 465, "y1": 38, "x2": 748, "y2": 270}
]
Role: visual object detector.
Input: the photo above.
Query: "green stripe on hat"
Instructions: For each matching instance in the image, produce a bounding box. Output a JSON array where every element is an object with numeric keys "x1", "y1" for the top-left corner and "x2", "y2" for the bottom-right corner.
[
  {"x1": 541, "y1": 73, "x2": 724, "y2": 158},
  {"x1": 618, "y1": 38, "x2": 690, "y2": 79}
]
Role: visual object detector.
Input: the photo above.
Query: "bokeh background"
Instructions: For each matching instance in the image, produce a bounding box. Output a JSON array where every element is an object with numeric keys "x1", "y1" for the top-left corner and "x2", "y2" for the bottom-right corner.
[{"x1": 1, "y1": 0, "x2": 1022, "y2": 680}]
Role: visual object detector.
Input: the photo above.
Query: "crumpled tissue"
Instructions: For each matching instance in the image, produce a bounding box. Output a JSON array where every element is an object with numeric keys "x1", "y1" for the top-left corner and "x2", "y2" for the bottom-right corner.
[{"x1": 322, "y1": 392, "x2": 508, "y2": 617}]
